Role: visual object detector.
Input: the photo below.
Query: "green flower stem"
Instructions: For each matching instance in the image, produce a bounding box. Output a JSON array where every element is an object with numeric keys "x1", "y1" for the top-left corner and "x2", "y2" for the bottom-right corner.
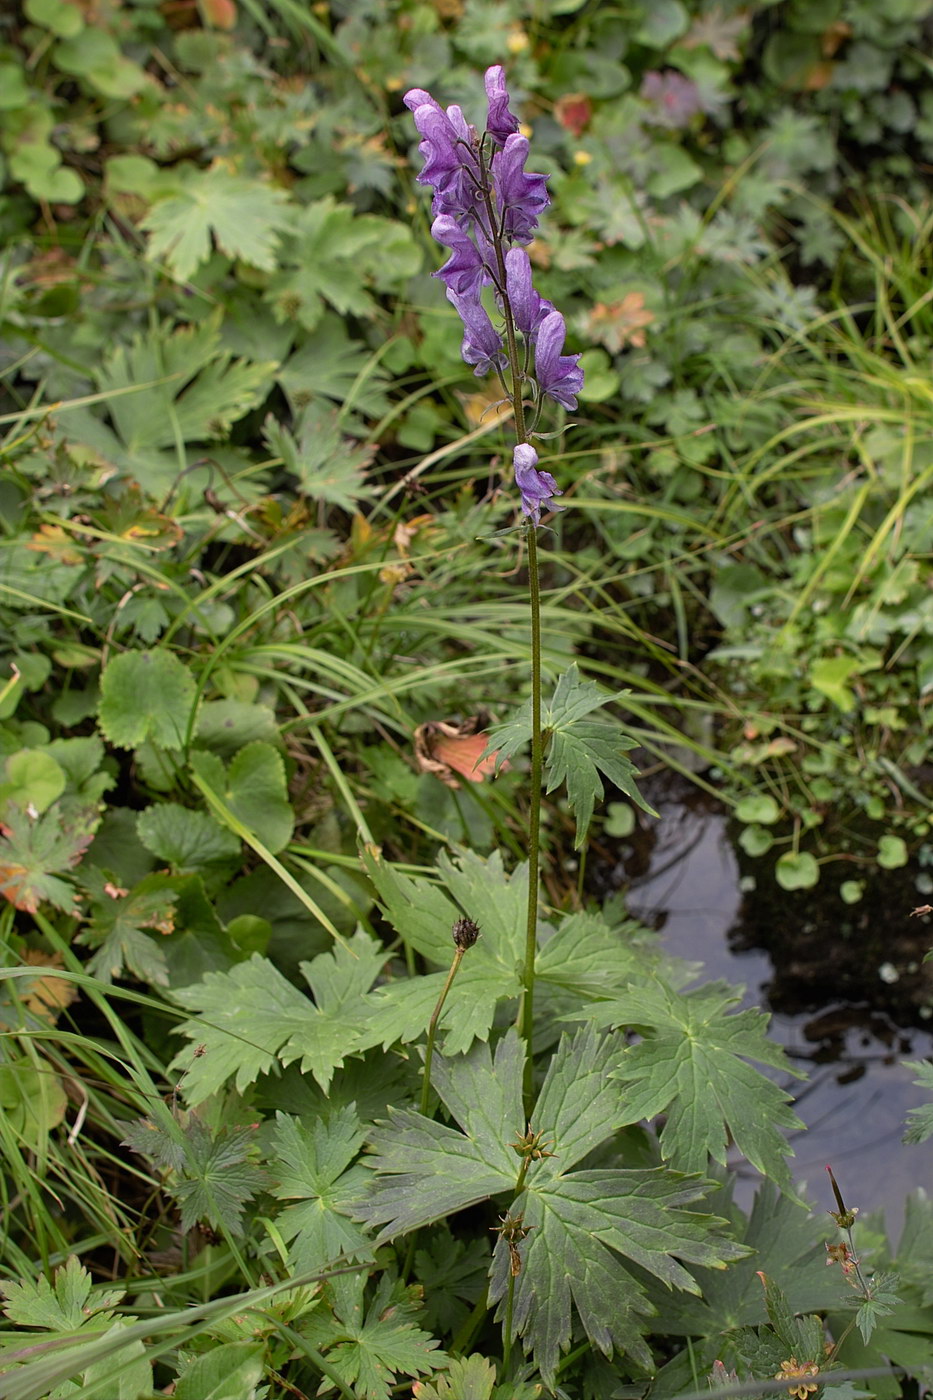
[
  {"x1": 420, "y1": 943, "x2": 467, "y2": 1118},
  {"x1": 477, "y1": 146, "x2": 543, "y2": 1115},
  {"x1": 518, "y1": 525, "x2": 543, "y2": 1115}
]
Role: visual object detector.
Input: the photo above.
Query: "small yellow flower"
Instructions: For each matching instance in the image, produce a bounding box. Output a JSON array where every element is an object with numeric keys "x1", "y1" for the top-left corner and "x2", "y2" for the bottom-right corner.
[{"x1": 776, "y1": 1358, "x2": 820, "y2": 1400}]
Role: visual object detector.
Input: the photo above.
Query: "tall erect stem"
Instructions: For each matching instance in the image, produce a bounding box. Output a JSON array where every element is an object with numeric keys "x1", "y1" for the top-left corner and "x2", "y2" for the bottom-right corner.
[
  {"x1": 477, "y1": 151, "x2": 543, "y2": 1112},
  {"x1": 519, "y1": 527, "x2": 542, "y2": 1114}
]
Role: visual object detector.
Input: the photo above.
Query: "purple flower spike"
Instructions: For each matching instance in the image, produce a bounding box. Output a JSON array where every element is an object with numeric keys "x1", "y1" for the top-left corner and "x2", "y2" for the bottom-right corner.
[
  {"x1": 447, "y1": 289, "x2": 507, "y2": 376},
  {"x1": 513, "y1": 442, "x2": 562, "y2": 525},
  {"x1": 534, "y1": 310, "x2": 584, "y2": 410},
  {"x1": 484, "y1": 65, "x2": 520, "y2": 145},
  {"x1": 491, "y1": 134, "x2": 549, "y2": 244},
  {"x1": 504, "y1": 247, "x2": 553, "y2": 335},
  {"x1": 405, "y1": 66, "x2": 584, "y2": 412},
  {"x1": 432, "y1": 215, "x2": 488, "y2": 299}
]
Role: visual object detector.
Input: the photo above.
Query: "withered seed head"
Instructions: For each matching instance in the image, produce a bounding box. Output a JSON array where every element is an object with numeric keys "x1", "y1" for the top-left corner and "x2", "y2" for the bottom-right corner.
[{"x1": 452, "y1": 917, "x2": 481, "y2": 950}]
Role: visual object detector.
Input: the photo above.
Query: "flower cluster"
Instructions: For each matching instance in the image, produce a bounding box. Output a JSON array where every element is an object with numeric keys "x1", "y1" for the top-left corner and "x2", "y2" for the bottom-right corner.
[
  {"x1": 775, "y1": 1358, "x2": 820, "y2": 1400},
  {"x1": 404, "y1": 67, "x2": 583, "y2": 526}
]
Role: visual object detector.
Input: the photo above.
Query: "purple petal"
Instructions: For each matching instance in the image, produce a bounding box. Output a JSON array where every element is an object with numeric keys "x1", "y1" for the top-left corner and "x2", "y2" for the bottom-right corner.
[
  {"x1": 534, "y1": 310, "x2": 584, "y2": 411},
  {"x1": 484, "y1": 66, "x2": 520, "y2": 145},
  {"x1": 513, "y1": 442, "x2": 562, "y2": 525},
  {"x1": 404, "y1": 87, "x2": 443, "y2": 115},
  {"x1": 431, "y1": 215, "x2": 488, "y2": 299},
  {"x1": 408, "y1": 103, "x2": 462, "y2": 191},
  {"x1": 503, "y1": 247, "x2": 553, "y2": 336},
  {"x1": 447, "y1": 289, "x2": 507, "y2": 376},
  {"x1": 491, "y1": 134, "x2": 549, "y2": 244}
]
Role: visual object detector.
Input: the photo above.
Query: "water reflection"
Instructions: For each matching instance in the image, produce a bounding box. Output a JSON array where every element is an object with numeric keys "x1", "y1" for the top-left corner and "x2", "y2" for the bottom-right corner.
[{"x1": 615, "y1": 787, "x2": 933, "y2": 1234}]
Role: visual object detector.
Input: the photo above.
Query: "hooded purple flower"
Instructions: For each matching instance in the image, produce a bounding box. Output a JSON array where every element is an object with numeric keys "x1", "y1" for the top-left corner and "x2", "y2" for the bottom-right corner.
[
  {"x1": 513, "y1": 442, "x2": 562, "y2": 525},
  {"x1": 484, "y1": 65, "x2": 521, "y2": 145},
  {"x1": 404, "y1": 96, "x2": 481, "y2": 223},
  {"x1": 405, "y1": 65, "x2": 585, "y2": 460},
  {"x1": 503, "y1": 247, "x2": 553, "y2": 335},
  {"x1": 447, "y1": 289, "x2": 507, "y2": 376},
  {"x1": 432, "y1": 215, "x2": 489, "y2": 299},
  {"x1": 491, "y1": 134, "x2": 549, "y2": 244},
  {"x1": 534, "y1": 311, "x2": 584, "y2": 410}
]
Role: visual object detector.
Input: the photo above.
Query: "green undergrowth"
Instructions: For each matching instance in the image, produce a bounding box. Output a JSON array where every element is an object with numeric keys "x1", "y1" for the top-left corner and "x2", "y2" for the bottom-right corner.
[{"x1": 2, "y1": 0, "x2": 933, "y2": 1396}]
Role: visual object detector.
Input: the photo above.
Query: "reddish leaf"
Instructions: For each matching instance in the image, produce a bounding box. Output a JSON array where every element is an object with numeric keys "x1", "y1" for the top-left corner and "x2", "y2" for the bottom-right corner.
[
  {"x1": 413, "y1": 716, "x2": 503, "y2": 789},
  {"x1": 0, "y1": 805, "x2": 98, "y2": 913}
]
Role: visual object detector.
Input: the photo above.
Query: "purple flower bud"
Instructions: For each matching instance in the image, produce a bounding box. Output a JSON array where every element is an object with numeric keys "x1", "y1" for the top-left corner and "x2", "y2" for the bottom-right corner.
[
  {"x1": 432, "y1": 215, "x2": 488, "y2": 299},
  {"x1": 491, "y1": 134, "x2": 549, "y2": 244},
  {"x1": 513, "y1": 442, "x2": 562, "y2": 525},
  {"x1": 484, "y1": 65, "x2": 521, "y2": 145},
  {"x1": 534, "y1": 311, "x2": 584, "y2": 411},
  {"x1": 447, "y1": 289, "x2": 507, "y2": 376},
  {"x1": 407, "y1": 102, "x2": 465, "y2": 192},
  {"x1": 503, "y1": 247, "x2": 553, "y2": 335}
]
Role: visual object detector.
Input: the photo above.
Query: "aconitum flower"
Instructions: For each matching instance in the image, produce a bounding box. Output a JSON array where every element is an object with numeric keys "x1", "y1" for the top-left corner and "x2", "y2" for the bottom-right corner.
[
  {"x1": 503, "y1": 248, "x2": 553, "y2": 336},
  {"x1": 405, "y1": 65, "x2": 583, "y2": 526},
  {"x1": 534, "y1": 311, "x2": 584, "y2": 411},
  {"x1": 432, "y1": 215, "x2": 488, "y2": 299},
  {"x1": 484, "y1": 66, "x2": 520, "y2": 145},
  {"x1": 491, "y1": 134, "x2": 550, "y2": 245},
  {"x1": 447, "y1": 290, "x2": 507, "y2": 376},
  {"x1": 513, "y1": 443, "x2": 562, "y2": 525}
]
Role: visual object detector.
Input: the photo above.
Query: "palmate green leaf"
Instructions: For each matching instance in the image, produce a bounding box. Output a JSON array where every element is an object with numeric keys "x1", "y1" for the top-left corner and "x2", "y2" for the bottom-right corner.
[
  {"x1": 78, "y1": 870, "x2": 178, "y2": 986},
  {"x1": 263, "y1": 409, "x2": 375, "y2": 510},
  {"x1": 0, "y1": 1255, "x2": 124, "y2": 1331},
  {"x1": 169, "y1": 1121, "x2": 267, "y2": 1235},
  {"x1": 362, "y1": 849, "x2": 524, "y2": 1055},
  {"x1": 266, "y1": 198, "x2": 418, "y2": 331},
  {"x1": 300, "y1": 1272, "x2": 447, "y2": 1400},
  {"x1": 577, "y1": 979, "x2": 802, "y2": 1189},
  {"x1": 414, "y1": 1234, "x2": 490, "y2": 1338},
  {"x1": 535, "y1": 910, "x2": 648, "y2": 1004},
  {"x1": 485, "y1": 664, "x2": 655, "y2": 847},
  {"x1": 652, "y1": 1180, "x2": 839, "y2": 1337},
  {"x1": 856, "y1": 1272, "x2": 901, "y2": 1346},
  {"x1": 142, "y1": 167, "x2": 293, "y2": 281},
  {"x1": 95, "y1": 316, "x2": 277, "y2": 458},
  {"x1": 269, "y1": 1108, "x2": 374, "y2": 1273},
  {"x1": 123, "y1": 1115, "x2": 267, "y2": 1235},
  {"x1": 191, "y1": 742, "x2": 294, "y2": 855},
  {"x1": 98, "y1": 649, "x2": 197, "y2": 750},
  {"x1": 490, "y1": 1028, "x2": 746, "y2": 1383},
  {"x1": 353, "y1": 1028, "x2": 743, "y2": 1384},
  {"x1": 353, "y1": 1033, "x2": 525, "y2": 1240},
  {"x1": 412, "y1": 1355, "x2": 498, "y2": 1400},
  {"x1": 412, "y1": 1354, "x2": 541, "y2": 1400},
  {"x1": 493, "y1": 1167, "x2": 739, "y2": 1382},
  {"x1": 136, "y1": 803, "x2": 242, "y2": 873},
  {"x1": 174, "y1": 1341, "x2": 264, "y2": 1400},
  {"x1": 277, "y1": 314, "x2": 392, "y2": 421},
  {"x1": 0, "y1": 801, "x2": 97, "y2": 914},
  {"x1": 170, "y1": 933, "x2": 392, "y2": 1102},
  {"x1": 0, "y1": 1257, "x2": 150, "y2": 1400}
]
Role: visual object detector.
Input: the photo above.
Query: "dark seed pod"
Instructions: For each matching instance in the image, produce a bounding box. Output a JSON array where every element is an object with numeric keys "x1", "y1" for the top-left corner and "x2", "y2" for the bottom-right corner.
[{"x1": 452, "y1": 917, "x2": 481, "y2": 950}]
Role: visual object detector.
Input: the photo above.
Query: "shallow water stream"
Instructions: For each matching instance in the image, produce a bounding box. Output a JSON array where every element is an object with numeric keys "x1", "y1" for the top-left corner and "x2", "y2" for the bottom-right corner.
[{"x1": 613, "y1": 786, "x2": 933, "y2": 1236}]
